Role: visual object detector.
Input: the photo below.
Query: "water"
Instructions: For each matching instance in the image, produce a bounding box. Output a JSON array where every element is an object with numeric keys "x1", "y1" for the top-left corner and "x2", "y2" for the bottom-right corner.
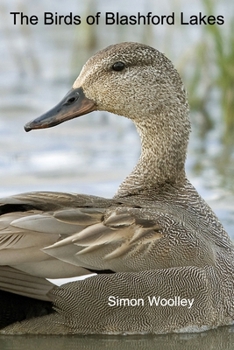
[
  {"x1": 1, "y1": 327, "x2": 234, "y2": 350},
  {"x1": 0, "y1": 0, "x2": 233, "y2": 348}
]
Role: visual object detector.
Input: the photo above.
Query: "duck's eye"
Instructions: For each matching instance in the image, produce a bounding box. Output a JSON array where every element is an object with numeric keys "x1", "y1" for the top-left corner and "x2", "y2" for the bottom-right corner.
[
  {"x1": 66, "y1": 97, "x2": 76, "y2": 105},
  {"x1": 64, "y1": 93, "x2": 79, "y2": 106},
  {"x1": 112, "y1": 62, "x2": 126, "y2": 72}
]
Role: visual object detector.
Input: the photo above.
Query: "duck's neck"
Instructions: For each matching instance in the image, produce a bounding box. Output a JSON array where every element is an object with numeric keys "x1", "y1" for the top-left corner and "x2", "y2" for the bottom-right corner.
[{"x1": 115, "y1": 109, "x2": 190, "y2": 198}]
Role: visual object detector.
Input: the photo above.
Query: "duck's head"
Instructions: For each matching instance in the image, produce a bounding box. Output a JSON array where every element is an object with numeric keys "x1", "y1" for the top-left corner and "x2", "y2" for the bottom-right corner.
[
  {"x1": 24, "y1": 42, "x2": 189, "y2": 137},
  {"x1": 25, "y1": 42, "x2": 191, "y2": 190}
]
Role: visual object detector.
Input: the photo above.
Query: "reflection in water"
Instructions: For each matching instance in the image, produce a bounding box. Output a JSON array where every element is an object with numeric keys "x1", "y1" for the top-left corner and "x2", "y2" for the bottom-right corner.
[{"x1": 1, "y1": 326, "x2": 234, "y2": 350}]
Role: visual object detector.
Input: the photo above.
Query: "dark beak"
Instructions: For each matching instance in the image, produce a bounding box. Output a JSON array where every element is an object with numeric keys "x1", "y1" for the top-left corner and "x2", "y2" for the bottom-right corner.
[{"x1": 24, "y1": 87, "x2": 96, "y2": 132}]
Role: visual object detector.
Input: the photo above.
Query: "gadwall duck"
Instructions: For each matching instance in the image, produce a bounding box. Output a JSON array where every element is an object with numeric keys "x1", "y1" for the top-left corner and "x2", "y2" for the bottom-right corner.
[{"x1": 0, "y1": 42, "x2": 233, "y2": 334}]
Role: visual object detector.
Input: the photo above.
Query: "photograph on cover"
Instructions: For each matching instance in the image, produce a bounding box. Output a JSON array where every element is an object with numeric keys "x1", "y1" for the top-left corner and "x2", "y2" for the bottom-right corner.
[{"x1": 0, "y1": 1, "x2": 233, "y2": 349}]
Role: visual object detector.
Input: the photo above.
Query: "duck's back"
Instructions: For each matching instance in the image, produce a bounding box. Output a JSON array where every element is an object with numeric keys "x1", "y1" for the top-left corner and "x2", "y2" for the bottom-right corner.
[{"x1": 0, "y1": 179, "x2": 234, "y2": 334}]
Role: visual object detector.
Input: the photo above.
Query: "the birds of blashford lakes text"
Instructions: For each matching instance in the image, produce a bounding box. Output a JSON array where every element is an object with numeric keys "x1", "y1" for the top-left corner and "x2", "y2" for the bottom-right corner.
[
  {"x1": 10, "y1": 11, "x2": 224, "y2": 26},
  {"x1": 108, "y1": 296, "x2": 194, "y2": 309}
]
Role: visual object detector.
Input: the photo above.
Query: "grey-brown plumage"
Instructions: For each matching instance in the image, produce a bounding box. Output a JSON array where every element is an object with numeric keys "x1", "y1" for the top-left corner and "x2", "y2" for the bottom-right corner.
[{"x1": 0, "y1": 42, "x2": 233, "y2": 334}]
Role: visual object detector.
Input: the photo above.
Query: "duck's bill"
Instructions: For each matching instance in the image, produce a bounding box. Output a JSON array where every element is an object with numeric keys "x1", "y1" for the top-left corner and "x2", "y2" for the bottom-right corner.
[{"x1": 24, "y1": 87, "x2": 96, "y2": 132}]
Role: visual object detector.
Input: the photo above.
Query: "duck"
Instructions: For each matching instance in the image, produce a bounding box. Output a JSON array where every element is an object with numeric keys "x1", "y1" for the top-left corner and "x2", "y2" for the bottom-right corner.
[{"x1": 0, "y1": 42, "x2": 233, "y2": 335}]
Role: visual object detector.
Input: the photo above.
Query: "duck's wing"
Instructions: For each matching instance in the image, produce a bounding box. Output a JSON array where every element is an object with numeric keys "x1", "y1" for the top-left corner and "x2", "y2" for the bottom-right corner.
[
  {"x1": 0, "y1": 266, "x2": 53, "y2": 300},
  {"x1": 0, "y1": 191, "x2": 163, "y2": 271},
  {"x1": 0, "y1": 191, "x2": 114, "y2": 278},
  {"x1": 0, "y1": 191, "x2": 166, "y2": 276},
  {"x1": 0, "y1": 190, "x2": 217, "y2": 301},
  {"x1": 43, "y1": 201, "x2": 219, "y2": 275},
  {"x1": 43, "y1": 205, "x2": 165, "y2": 273},
  {"x1": 0, "y1": 191, "x2": 216, "y2": 276}
]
